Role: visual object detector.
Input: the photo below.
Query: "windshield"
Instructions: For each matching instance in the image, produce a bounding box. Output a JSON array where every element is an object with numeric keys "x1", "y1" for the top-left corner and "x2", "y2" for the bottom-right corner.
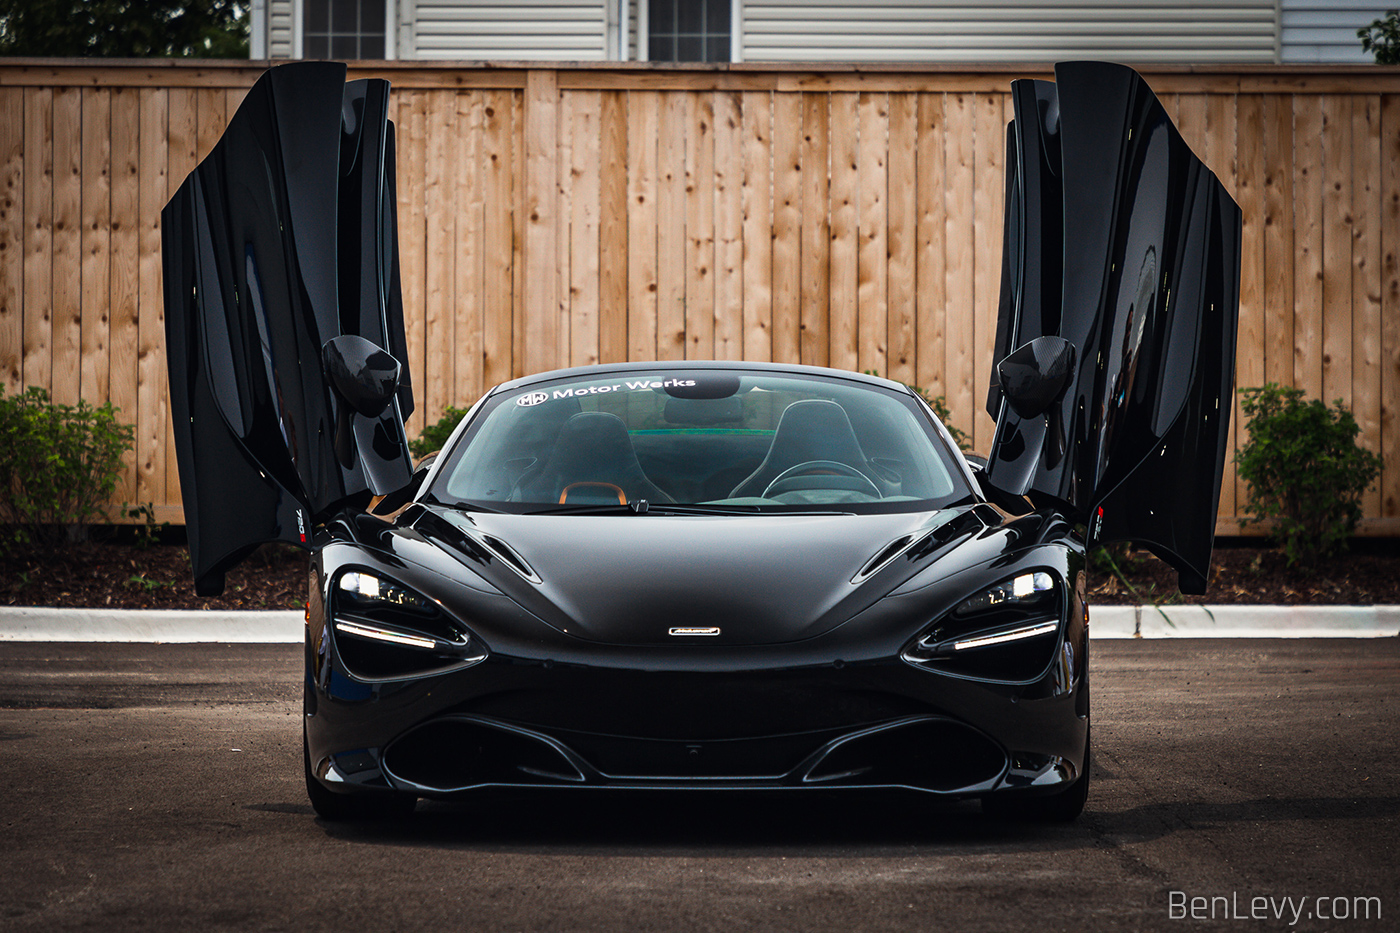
[{"x1": 430, "y1": 369, "x2": 972, "y2": 513}]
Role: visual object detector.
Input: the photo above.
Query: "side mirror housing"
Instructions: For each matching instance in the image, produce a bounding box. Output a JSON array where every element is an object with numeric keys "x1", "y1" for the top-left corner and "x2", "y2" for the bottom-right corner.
[
  {"x1": 323, "y1": 334, "x2": 401, "y2": 417},
  {"x1": 997, "y1": 336, "x2": 1076, "y2": 419}
]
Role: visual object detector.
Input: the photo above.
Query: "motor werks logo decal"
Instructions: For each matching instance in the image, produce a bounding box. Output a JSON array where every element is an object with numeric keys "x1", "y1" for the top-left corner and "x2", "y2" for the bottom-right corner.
[{"x1": 515, "y1": 378, "x2": 697, "y2": 407}]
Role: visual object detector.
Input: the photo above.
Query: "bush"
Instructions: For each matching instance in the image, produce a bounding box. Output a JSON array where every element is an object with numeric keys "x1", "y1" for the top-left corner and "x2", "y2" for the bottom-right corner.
[
  {"x1": 1236, "y1": 384, "x2": 1382, "y2": 567},
  {"x1": 0, "y1": 385, "x2": 135, "y2": 548},
  {"x1": 1359, "y1": 10, "x2": 1400, "y2": 64},
  {"x1": 409, "y1": 404, "x2": 473, "y2": 459}
]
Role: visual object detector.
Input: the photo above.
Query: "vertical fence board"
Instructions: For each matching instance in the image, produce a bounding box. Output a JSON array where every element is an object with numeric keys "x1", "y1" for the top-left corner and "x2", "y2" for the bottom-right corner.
[
  {"x1": 22, "y1": 87, "x2": 52, "y2": 393},
  {"x1": 971, "y1": 93, "x2": 1004, "y2": 452},
  {"x1": 828, "y1": 93, "x2": 858, "y2": 373},
  {"x1": 943, "y1": 92, "x2": 975, "y2": 445},
  {"x1": 713, "y1": 91, "x2": 743, "y2": 361},
  {"x1": 511, "y1": 90, "x2": 525, "y2": 378},
  {"x1": 50, "y1": 88, "x2": 82, "y2": 408},
  {"x1": 771, "y1": 92, "x2": 802, "y2": 365},
  {"x1": 79, "y1": 88, "x2": 111, "y2": 407},
  {"x1": 1235, "y1": 93, "x2": 1266, "y2": 519},
  {"x1": 1263, "y1": 94, "x2": 1295, "y2": 388},
  {"x1": 857, "y1": 92, "x2": 888, "y2": 377},
  {"x1": 1354, "y1": 95, "x2": 1383, "y2": 517},
  {"x1": 423, "y1": 90, "x2": 453, "y2": 425},
  {"x1": 523, "y1": 70, "x2": 559, "y2": 375},
  {"x1": 135, "y1": 87, "x2": 166, "y2": 509},
  {"x1": 1321, "y1": 95, "x2": 1353, "y2": 410},
  {"x1": 165, "y1": 88, "x2": 195, "y2": 506},
  {"x1": 569, "y1": 91, "x2": 601, "y2": 368},
  {"x1": 0, "y1": 87, "x2": 21, "y2": 393},
  {"x1": 396, "y1": 91, "x2": 427, "y2": 435},
  {"x1": 1293, "y1": 95, "x2": 1325, "y2": 402},
  {"x1": 108, "y1": 87, "x2": 139, "y2": 502},
  {"x1": 598, "y1": 90, "x2": 628, "y2": 364},
  {"x1": 799, "y1": 92, "x2": 829, "y2": 368},
  {"x1": 657, "y1": 91, "x2": 687, "y2": 361},
  {"x1": 1382, "y1": 95, "x2": 1400, "y2": 518},
  {"x1": 627, "y1": 91, "x2": 659, "y2": 361},
  {"x1": 555, "y1": 91, "x2": 573, "y2": 372},
  {"x1": 685, "y1": 91, "x2": 716, "y2": 361},
  {"x1": 887, "y1": 93, "x2": 917, "y2": 387},
  {"x1": 481, "y1": 90, "x2": 514, "y2": 389},
  {"x1": 454, "y1": 92, "x2": 485, "y2": 404},
  {"x1": 915, "y1": 92, "x2": 946, "y2": 402},
  {"x1": 742, "y1": 91, "x2": 773, "y2": 362}
]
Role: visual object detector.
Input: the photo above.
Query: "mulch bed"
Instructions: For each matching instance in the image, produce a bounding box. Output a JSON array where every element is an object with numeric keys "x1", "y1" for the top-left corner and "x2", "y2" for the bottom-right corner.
[{"x1": 4, "y1": 532, "x2": 1400, "y2": 610}]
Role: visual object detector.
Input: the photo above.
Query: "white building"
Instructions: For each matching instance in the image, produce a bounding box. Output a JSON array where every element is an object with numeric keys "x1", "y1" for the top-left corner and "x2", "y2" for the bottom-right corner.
[{"x1": 247, "y1": 1, "x2": 1395, "y2": 64}]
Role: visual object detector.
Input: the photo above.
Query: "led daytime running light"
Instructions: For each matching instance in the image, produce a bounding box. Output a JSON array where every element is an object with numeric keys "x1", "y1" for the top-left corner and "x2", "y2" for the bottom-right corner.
[
  {"x1": 334, "y1": 619, "x2": 437, "y2": 650},
  {"x1": 953, "y1": 621, "x2": 1058, "y2": 651}
]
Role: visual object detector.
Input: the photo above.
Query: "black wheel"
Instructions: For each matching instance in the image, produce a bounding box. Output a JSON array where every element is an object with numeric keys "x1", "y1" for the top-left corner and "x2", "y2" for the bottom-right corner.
[
  {"x1": 304, "y1": 727, "x2": 417, "y2": 821},
  {"x1": 982, "y1": 731, "x2": 1090, "y2": 823}
]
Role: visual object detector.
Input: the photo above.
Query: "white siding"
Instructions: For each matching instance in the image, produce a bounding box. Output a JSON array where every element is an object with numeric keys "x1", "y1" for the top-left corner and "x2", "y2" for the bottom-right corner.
[
  {"x1": 1281, "y1": 2, "x2": 1392, "y2": 62},
  {"x1": 742, "y1": 0, "x2": 1279, "y2": 63},
  {"x1": 270, "y1": 0, "x2": 295, "y2": 59},
  {"x1": 408, "y1": 0, "x2": 608, "y2": 60}
]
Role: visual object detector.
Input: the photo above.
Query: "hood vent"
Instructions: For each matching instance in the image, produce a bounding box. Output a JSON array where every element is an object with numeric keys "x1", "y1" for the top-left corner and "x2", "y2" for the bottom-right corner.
[
  {"x1": 475, "y1": 534, "x2": 542, "y2": 585},
  {"x1": 851, "y1": 532, "x2": 930, "y2": 584}
]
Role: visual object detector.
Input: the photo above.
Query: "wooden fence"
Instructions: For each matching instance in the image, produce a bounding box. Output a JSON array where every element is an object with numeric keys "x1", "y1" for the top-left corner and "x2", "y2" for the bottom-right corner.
[{"x1": 2, "y1": 60, "x2": 1399, "y2": 534}]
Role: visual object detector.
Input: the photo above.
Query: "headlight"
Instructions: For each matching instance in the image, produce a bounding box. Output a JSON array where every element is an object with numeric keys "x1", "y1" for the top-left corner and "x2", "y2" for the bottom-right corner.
[
  {"x1": 952, "y1": 571, "x2": 1055, "y2": 617},
  {"x1": 330, "y1": 570, "x2": 487, "y2": 680},
  {"x1": 902, "y1": 570, "x2": 1063, "y2": 682}
]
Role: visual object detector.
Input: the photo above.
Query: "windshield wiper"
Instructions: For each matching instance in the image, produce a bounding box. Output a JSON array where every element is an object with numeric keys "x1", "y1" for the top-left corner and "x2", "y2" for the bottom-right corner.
[{"x1": 524, "y1": 500, "x2": 653, "y2": 515}]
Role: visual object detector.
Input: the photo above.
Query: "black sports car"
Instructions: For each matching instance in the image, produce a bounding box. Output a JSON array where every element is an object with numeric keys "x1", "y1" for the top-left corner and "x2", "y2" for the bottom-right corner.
[{"x1": 162, "y1": 61, "x2": 1240, "y2": 821}]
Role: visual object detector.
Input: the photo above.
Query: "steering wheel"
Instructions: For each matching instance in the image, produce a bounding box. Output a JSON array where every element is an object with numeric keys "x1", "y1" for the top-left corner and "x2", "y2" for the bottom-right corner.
[{"x1": 762, "y1": 460, "x2": 882, "y2": 500}]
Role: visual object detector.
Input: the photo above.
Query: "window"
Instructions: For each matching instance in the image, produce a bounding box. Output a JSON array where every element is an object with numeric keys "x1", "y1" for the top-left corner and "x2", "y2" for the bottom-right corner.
[
  {"x1": 648, "y1": 0, "x2": 730, "y2": 63},
  {"x1": 303, "y1": 0, "x2": 387, "y2": 60}
]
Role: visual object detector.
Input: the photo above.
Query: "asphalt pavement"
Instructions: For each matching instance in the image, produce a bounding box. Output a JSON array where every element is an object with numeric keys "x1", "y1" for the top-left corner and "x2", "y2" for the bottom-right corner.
[{"x1": 1, "y1": 638, "x2": 1396, "y2": 932}]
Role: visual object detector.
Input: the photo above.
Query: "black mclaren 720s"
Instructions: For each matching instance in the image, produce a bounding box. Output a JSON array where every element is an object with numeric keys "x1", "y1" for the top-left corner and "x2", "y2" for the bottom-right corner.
[{"x1": 162, "y1": 61, "x2": 1240, "y2": 821}]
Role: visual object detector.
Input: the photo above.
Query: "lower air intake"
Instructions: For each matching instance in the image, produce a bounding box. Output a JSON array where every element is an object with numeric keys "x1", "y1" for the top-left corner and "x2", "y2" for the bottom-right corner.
[
  {"x1": 804, "y1": 718, "x2": 1006, "y2": 792},
  {"x1": 382, "y1": 717, "x2": 583, "y2": 792}
]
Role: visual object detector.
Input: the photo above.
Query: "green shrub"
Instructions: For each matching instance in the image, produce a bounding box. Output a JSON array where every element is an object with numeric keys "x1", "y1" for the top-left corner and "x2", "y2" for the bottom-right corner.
[
  {"x1": 1236, "y1": 384, "x2": 1382, "y2": 567},
  {"x1": 1359, "y1": 10, "x2": 1400, "y2": 64},
  {"x1": 409, "y1": 404, "x2": 473, "y2": 459},
  {"x1": 0, "y1": 385, "x2": 135, "y2": 547}
]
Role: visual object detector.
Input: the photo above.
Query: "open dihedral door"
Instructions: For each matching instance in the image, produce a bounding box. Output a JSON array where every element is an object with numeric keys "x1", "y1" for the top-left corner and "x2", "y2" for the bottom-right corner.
[
  {"x1": 984, "y1": 62, "x2": 1242, "y2": 594},
  {"x1": 163, "y1": 62, "x2": 414, "y2": 595}
]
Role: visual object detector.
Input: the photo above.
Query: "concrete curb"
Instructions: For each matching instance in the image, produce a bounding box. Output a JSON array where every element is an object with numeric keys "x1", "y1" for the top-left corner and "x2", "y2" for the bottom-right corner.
[
  {"x1": 1, "y1": 605, "x2": 1398, "y2": 643},
  {"x1": 0, "y1": 608, "x2": 304, "y2": 643},
  {"x1": 1089, "y1": 604, "x2": 1400, "y2": 639}
]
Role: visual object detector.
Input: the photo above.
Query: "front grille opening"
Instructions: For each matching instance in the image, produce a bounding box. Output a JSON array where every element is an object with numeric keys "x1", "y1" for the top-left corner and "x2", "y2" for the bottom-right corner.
[
  {"x1": 805, "y1": 719, "x2": 1006, "y2": 792},
  {"x1": 382, "y1": 719, "x2": 583, "y2": 791}
]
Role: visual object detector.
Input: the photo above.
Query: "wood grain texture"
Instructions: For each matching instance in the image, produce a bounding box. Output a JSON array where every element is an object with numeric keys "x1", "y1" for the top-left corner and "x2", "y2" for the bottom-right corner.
[
  {"x1": 1382, "y1": 95, "x2": 1400, "y2": 518},
  {"x1": 1293, "y1": 95, "x2": 1325, "y2": 402},
  {"x1": 1321, "y1": 94, "x2": 1352, "y2": 410},
  {"x1": 685, "y1": 91, "x2": 716, "y2": 361},
  {"x1": 713, "y1": 90, "x2": 743, "y2": 361},
  {"x1": 523, "y1": 69, "x2": 559, "y2": 375},
  {"x1": 1262, "y1": 94, "x2": 1294, "y2": 389},
  {"x1": 0, "y1": 87, "x2": 22, "y2": 392},
  {"x1": 108, "y1": 87, "x2": 139, "y2": 503},
  {"x1": 1352, "y1": 95, "x2": 1382, "y2": 517},
  {"x1": 742, "y1": 91, "x2": 773, "y2": 362},
  {"x1": 50, "y1": 87, "x2": 81, "y2": 407},
  {"x1": 942, "y1": 92, "x2": 975, "y2": 446},
  {"x1": 568, "y1": 91, "x2": 602, "y2": 368},
  {"x1": 771, "y1": 92, "x2": 802, "y2": 365},
  {"x1": 827, "y1": 92, "x2": 858, "y2": 373},
  {"x1": 626, "y1": 91, "x2": 658, "y2": 361},
  {"x1": 135, "y1": 87, "x2": 166, "y2": 508},
  {"x1": 656, "y1": 91, "x2": 687, "y2": 361},
  {"x1": 598, "y1": 90, "x2": 628, "y2": 364},
  {"x1": 453, "y1": 92, "x2": 485, "y2": 404},
  {"x1": 886, "y1": 93, "x2": 917, "y2": 388},
  {"x1": 915, "y1": 92, "x2": 947, "y2": 402},
  {"x1": 423, "y1": 88, "x2": 453, "y2": 424},
  {"x1": 22, "y1": 87, "x2": 52, "y2": 393},
  {"x1": 481, "y1": 90, "x2": 514, "y2": 389},
  {"x1": 799, "y1": 92, "x2": 829, "y2": 368},
  {"x1": 856, "y1": 92, "x2": 888, "y2": 377}
]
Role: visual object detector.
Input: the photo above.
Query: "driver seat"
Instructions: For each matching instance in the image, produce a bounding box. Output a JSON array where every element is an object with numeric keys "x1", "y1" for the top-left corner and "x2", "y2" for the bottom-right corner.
[
  {"x1": 728, "y1": 399, "x2": 893, "y2": 499},
  {"x1": 514, "y1": 411, "x2": 673, "y2": 505}
]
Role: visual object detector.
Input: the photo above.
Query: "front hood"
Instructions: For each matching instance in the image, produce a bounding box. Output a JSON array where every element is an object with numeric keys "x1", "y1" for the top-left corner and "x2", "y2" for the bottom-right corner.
[{"x1": 414, "y1": 508, "x2": 973, "y2": 646}]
